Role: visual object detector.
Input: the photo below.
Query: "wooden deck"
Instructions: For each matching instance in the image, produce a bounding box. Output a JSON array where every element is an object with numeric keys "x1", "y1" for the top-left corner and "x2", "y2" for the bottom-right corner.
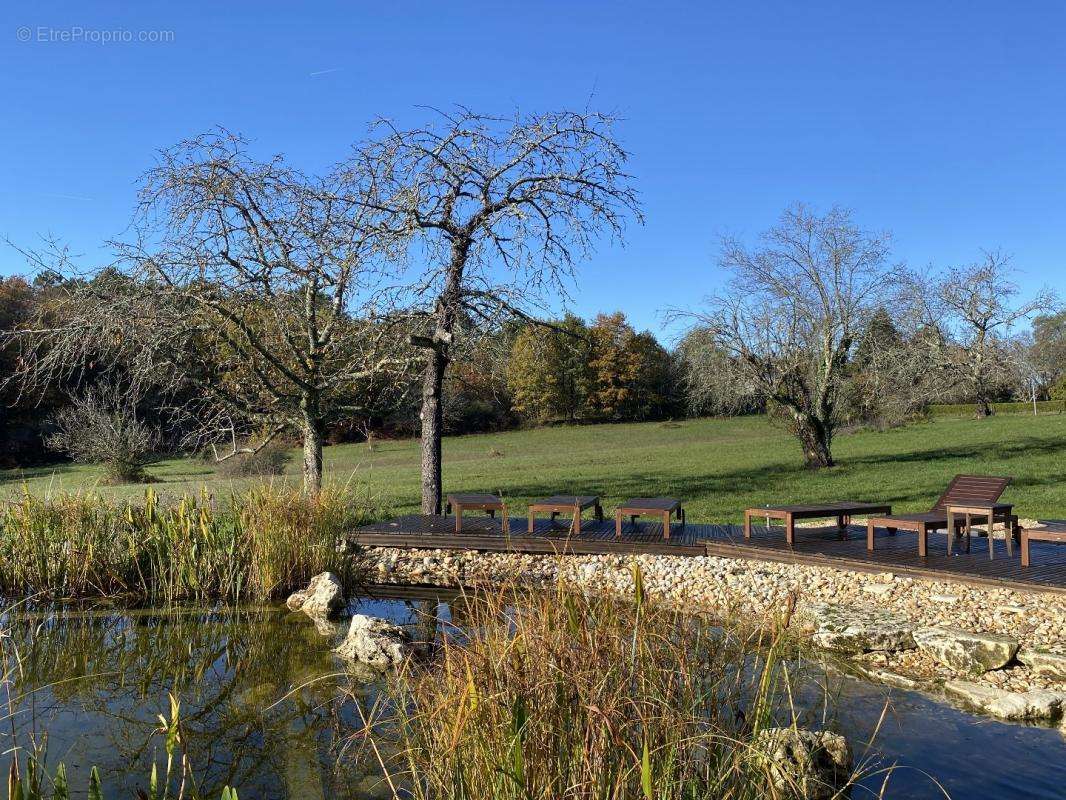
[{"x1": 351, "y1": 514, "x2": 1066, "y2": 595}]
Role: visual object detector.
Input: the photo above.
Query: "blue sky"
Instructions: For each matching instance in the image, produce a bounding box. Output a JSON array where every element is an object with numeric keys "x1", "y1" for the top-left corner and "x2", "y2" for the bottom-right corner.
[{"x1": 3, "y1": 1, "x2": 1064, "y2": 340}]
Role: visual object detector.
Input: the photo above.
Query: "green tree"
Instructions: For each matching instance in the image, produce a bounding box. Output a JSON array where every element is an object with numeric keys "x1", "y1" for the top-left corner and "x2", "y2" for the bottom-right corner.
[{"x1": 507, "y1": 314, "x2": 589, "y2": 424}]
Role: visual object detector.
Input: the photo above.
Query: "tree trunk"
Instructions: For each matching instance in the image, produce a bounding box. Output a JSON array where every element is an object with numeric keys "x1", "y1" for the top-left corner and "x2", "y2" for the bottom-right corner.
[
  {"x1": 795, "y1": 416, "x2": 835, "y2": 469},
  {"x1": 420, "y1": 349, "x2": 446, "y2": 515},
  {"x1": 301, "y1": 402, "x2": 324, "y2": 494},
  {"x1": 974, "y1": 399, "x2": 993, "y2": 418}
]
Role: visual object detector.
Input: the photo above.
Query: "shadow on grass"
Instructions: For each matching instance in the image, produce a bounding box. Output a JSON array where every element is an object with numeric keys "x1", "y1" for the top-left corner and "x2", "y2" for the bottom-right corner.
[{"x1": 0, "y1": 463, "x2": 79, "y2": 486}]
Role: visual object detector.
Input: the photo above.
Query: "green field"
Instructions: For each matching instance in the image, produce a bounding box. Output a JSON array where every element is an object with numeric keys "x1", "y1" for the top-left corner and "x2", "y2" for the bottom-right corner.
[
  {"x1": 6, "y1": 413, "x2": 1066, "y2": 523},
  {"x1": 3, "y1": 414, "x2": 1065, "y2": 523}
]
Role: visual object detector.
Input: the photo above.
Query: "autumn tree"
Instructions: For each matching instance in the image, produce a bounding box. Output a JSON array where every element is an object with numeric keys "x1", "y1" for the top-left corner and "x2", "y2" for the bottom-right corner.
[
  {"x1": 3, "y1": 132, "x2": 411, "y2": 492},
  {"x1": 586, "y1": 312, "x2": 673, "y2": 420},
  {"x1": 668, "y1": 204, "x2": 900, "y2": 468},
  {"x1": 345, "y1": 108, "x2": 640, "y2": 513},
  {"x1": 507, "y1": 314, "x2": 589, "y2": 424}
]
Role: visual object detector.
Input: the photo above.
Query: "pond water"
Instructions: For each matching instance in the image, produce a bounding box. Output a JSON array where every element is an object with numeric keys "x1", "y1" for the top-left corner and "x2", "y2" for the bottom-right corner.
[{"x1": 1, "y1": 588, "x2": 1063, "y2": 799}]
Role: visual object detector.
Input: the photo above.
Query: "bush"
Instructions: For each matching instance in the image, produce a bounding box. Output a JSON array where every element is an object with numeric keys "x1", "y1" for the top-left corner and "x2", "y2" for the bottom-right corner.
[
  {"x1": 45, "y1": 384, "x2": 158, "y2": 483},
  {"x1": 214, "y1": 440, "x2": 292, "y2": 478}
]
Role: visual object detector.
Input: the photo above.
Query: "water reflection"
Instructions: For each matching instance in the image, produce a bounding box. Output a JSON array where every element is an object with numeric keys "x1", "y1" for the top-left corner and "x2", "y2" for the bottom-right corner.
[
  {"x1": 0, "y1": 591, "x2": 1062, "y2": 800},
  {"x1": 0, "y1": 593, "x2": 446, "y2": 799}
]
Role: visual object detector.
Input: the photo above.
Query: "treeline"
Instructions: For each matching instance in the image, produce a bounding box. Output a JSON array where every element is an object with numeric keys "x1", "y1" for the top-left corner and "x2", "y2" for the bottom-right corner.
[
  {"x1": 7, "y1": 267, "x2": 1065, "y2": 472},
  {"x1": 0, "y1": 273, "x2": 682, "y2": 465}
]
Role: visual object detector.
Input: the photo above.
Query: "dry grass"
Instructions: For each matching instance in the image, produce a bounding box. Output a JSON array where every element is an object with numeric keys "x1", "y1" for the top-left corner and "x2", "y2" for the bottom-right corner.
[
  {"x1": 0, "y1": 484, "x2": 368, "y2": 603},
  {"x1": 357, "y1": 573, "x2": 886, "y2": 800}
]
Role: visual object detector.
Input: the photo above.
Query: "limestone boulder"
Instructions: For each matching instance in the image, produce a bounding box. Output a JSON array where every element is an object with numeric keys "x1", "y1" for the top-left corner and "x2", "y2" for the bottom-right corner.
[
  {"x1": 913, "y1": 626, "x2": 1018, "y2": 675},
  {"x1": 753, "y1": 727, "x2": 853, "y2": 800},
  {"x1": 808, "y1": 603, "x2": 915, "y2": 654},
  {"x1": 335, "y1": 614, "x2": 419, "y2": 670},
  {"x1": 1017, "y1": 648, "x2": 1066, "y2": 682},
  {"x1": 944, "y1": 680, "x2": 1066, "y2": 721},
  {"x1": 286, "y1": 572, "x2": 345, "y2": 618}
]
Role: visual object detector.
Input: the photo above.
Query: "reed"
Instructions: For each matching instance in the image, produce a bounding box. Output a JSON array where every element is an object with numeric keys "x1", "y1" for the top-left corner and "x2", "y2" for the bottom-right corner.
[
  {"x1": 0, "y1": 484, "x2": 367, "y2": 603},
  {"x1": 363, "y1": 573, "x2": 876, "y2": 800}
]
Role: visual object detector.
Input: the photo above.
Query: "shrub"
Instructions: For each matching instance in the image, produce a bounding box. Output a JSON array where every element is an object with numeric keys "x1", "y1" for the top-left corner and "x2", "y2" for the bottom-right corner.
[
  {"x1": 46, "y1": 385, "x2": 158, "y2": 483},
  {"x1": 215, "y1": 440, "x2": 292, "y2": 478}
]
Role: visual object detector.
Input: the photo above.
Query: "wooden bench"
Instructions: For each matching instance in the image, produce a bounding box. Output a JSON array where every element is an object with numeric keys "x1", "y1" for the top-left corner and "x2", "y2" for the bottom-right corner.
[
  {"x1": 745, "y1": 501, "x2": 892, "y2": 546},
  {"x1": 445, "y1": 493, "x2": 509, "y2": 535},
  {"x1": 1021, "y1": 522, "x2": 1066, "y2": 567},
  {"x1": 615, "y1": 497, "x2": 685, "y2": 540},
  {"x1": 528, "y1": 495, "x2": 603, "y2": 534}
]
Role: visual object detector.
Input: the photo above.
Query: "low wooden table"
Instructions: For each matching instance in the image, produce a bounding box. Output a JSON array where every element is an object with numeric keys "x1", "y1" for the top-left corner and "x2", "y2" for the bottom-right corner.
[
  {"x1": 528, "y1": 495, "x2": 602, "y2": 534},
  {"x1": 615, "y1": 497, "x2": 685, "y2": 539},
  {"x1": 945, "y1": 501, "x2": 1016, "y2": 560},
  {"x1": 444, "y1": 493, "x2": 509, "y2": 535},
  {"x1": 1020, "y1": 522, "x2": 1066, "y2": 567},
  {"x1": 745, "y1": 502, "x2": 892, "y2": 546}
]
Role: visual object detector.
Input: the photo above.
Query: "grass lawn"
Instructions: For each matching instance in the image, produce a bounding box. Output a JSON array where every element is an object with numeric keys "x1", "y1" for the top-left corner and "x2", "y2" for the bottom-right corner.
[{"x1": 2, "y1": 414, "x2": 1065, "y2": 523}]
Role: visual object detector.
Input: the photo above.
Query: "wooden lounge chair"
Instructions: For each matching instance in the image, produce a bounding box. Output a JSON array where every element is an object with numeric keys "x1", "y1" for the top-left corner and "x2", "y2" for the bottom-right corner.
[{"x1": 866, "y1": 475, "x2": 1017, "y2": 558}]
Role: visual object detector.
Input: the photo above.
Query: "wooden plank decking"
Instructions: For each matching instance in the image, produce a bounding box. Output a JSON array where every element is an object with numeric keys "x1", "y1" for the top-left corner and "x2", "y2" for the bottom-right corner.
[{"x1": 350, "y1": 515, "x2": 1066, "y2": 595}]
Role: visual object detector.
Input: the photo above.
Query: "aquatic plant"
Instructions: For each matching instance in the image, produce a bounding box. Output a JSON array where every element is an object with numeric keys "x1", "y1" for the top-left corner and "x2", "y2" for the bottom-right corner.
[
  {"x1": 0, "y1": 483, "x2": 368, "y2": 603},
  {"x1": 357, "y1": 570, "x2": 885, "y2": 800}
]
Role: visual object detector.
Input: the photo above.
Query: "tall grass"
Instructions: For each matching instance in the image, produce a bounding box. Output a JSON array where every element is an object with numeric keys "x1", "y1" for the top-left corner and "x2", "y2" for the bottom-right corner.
[
  {"x1": 0, "y1": 484, "x2": 367, "y2": 603},
  {"x1": 361, "y1": 573, "x2": 871, "y2": 800}
]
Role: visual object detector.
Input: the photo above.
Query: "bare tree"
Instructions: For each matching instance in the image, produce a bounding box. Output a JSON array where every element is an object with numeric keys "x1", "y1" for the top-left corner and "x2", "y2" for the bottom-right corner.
[
  {"x1": 343, "y1": 108, "x2": 641, "y2": 513},
  {"x1": 3, "y1": 132, "x2": 413, "y2": 492},
  {"x1": 47, "y1": 381, "x2": 158, "y2": 483},
  {"x1": 917, "y1": 251, "x2": 1056, "y2": 418},
  {"x1": 668, "y1": 204, "x2": 899, "y2": 468}
]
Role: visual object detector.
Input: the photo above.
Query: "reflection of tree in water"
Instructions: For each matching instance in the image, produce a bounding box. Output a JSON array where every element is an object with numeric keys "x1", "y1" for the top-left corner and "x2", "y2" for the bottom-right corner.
[{"x1": 1, "y1": 606, "x2": 384, "y2": 799}]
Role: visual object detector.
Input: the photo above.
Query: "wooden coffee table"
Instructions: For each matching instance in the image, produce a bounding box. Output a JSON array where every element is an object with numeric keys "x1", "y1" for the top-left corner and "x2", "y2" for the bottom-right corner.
[
  {"x1": 528, "y1": 495, "x2": 603, "y2": 534},
  {"x1": 615, "y1": 497, "x2": 685, "y2": 539},
  {"x1": 445, "y1": 493, "x2": 509, "y2": 535},
  {"x1": 745, "y1": 502, "x2": 892, "y2": 546},
  {"x1": 1020, "y1": 522, "x2": 1066, "y2": 567}
]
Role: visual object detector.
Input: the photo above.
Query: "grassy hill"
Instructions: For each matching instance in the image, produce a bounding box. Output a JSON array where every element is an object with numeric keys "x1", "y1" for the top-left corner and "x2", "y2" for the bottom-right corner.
[{"x1": 2, "y1": 414, "x2": 1065, "y2": 523}]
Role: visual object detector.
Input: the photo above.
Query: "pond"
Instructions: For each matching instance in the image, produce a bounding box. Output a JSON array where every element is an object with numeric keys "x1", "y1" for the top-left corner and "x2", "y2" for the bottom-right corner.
[{"x1": 1, "y1": 587, "x2": 1063, "y2": 799}]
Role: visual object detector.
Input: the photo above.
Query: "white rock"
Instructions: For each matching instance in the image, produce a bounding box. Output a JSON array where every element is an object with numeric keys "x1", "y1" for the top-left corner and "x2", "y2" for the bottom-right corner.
[
  {"x1": 808, "y1": 604, "x2": 916, "y2": 654},
  {"x1": 914, "y1": 626, "x2": 1018, "y2": 675},
  {"x1": 286, "y1": 572, "x2": 345, "y2": 619},
  {"x1": 1018, "y1": 648, "x2": 1066, "y2": 681},
  {"x1": 944, "y1": 680, "x2": 1066, "y2": 721},
  {"x1": 334, "y1": 614, "x2": 420, "y2": 669}
]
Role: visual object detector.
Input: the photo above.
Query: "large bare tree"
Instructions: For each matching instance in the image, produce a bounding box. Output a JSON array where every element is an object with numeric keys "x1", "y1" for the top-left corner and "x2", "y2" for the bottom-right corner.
[
  {"x1": 912, "y1": 251, "x2": 1056, "y2": 417},
  {"x1": 669, "y1": 204, "x2": 899, "y2": 468},
  {"x1": 3, "y1": 132, "x2": 411, "y2": 491},
  {"x1": 344, "y1": 108, "x2": 641, "y2": 513}
]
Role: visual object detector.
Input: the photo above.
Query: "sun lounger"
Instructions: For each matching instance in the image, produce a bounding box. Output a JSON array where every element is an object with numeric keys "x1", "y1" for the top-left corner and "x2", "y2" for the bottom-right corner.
[{"x1": 865, "y1": 475, "x2": 1016, "y2": 557}]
